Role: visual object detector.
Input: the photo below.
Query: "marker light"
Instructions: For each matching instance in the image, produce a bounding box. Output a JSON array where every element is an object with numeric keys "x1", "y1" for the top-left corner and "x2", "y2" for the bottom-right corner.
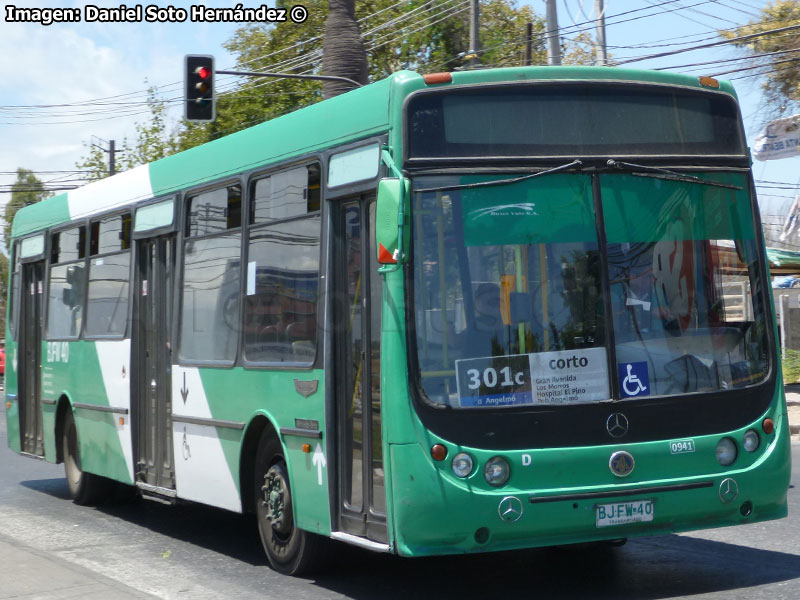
[
  {"x1": 716, "y1": 437, "x2": 738, "y2": 466},
  {"x1": 431, "y1": 444, "x2": 447, "y2": 461},
  {"x1": 762, "y1": 418, "x2": 775, "y2": 435},
  {"x1": 423, "y1": 72, "x2": 452, "y2": 85},
  {"x1": 743, "y1": 429, "x2": 760, "y2": 452},
  {"x1": 484, "y1": 456, "x2": 511, "y2": 487},
  {"x1": 698, "y1": 76, "x2": 720, "y2": 89},
  {"x1": 452, "y1": 453, "x2": 474, "y2": 478}
]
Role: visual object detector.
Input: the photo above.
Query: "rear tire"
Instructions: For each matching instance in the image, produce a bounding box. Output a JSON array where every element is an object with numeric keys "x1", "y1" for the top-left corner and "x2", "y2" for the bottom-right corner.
[
  {"x1": 62, "y1": 410, "x2": 112, "y2": 505},
  {"x1": 254, "y1": 432, "x2": 324, "y2": 575}
]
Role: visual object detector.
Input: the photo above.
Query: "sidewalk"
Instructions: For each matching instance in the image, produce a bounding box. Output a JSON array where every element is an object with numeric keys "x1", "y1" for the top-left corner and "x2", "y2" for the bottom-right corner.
[{"x1": 0, "y1": 534, "x2": 154, "y2": 600}]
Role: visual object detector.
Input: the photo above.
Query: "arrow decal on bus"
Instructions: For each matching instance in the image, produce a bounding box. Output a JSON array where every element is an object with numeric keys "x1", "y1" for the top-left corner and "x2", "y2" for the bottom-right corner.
[
  {"x1": 312, "y1": 443, "x2": 326, "y2": 486},
  {"x1": 180, "y1": 373, "x2": 189, "y2": 403}
]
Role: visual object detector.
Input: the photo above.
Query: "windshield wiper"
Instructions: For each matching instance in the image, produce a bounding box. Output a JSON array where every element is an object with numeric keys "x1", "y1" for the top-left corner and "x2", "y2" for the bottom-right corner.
[
  {"x1": 606, "y1": 159, "x2": 742, "y2": 190},
  {"x1": 415, "y1": 159, "x2": 583, "y2": 194}
]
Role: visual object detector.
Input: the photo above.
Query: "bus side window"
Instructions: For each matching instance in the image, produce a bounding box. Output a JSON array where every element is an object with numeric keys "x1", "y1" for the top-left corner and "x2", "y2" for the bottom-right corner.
[
  {"x1": 85, "y1": 214, "x2": 132, "y2": 337},
  {"x1": 244, "y1": 163, "x2": 321, "y2": 364},
  {"x1": 47, "y1": 226, "x2": 86, "y2": 340},
  {"x1": 180, "y1": 184, "x2": 242, "y2": 363}
]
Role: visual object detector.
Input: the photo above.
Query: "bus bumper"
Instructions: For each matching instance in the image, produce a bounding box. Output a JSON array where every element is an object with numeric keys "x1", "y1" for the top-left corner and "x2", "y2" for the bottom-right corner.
[{"x1": 388, "y1": 416, "x2": 791, "y2": 557}]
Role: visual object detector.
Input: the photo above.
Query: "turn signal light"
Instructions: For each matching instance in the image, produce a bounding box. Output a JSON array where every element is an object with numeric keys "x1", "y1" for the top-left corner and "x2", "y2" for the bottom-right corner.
[
  {"x1": 762, "y1": 418, "x2": 775, "y2": 435},
  {"x1": 302, "y1": 443, "x2": 311, "y2": 453}
]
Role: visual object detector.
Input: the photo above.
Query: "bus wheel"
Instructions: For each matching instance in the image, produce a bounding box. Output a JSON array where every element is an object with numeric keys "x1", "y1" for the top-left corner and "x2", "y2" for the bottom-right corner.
[
  {"x1": 62, "y1": 410, "x2": 110, "y2": 505},
  {"x1": 255, "y1": 433, "x2": 322, "y2": 575}
]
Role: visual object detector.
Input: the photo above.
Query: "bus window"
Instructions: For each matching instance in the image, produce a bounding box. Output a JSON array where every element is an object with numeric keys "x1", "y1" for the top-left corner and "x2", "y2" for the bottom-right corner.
[
  {"x1": 243, "y1": 215, "x2": 320, "y2": 364},
  {"x1": 250, "y1": 164, "x2": 320, "y2": 224},
  {"x1": 85, "y1": 215, "x2": 131, "y2": 337},
  {"x1": 412, "y1": 173, "x2": 605, "y2": 407},
  {"x1": 186, "y1": 185, "x2": 242, "y2": 237},
  {"x1": 47, "y1": 226, "x2": 86, "y2": 339},
  {"x1": 180, "y1": 184, "x2": 242, "y2": 362},
  {"x1": 602, "y1": 172, "x2": 768, "y2": 394}
]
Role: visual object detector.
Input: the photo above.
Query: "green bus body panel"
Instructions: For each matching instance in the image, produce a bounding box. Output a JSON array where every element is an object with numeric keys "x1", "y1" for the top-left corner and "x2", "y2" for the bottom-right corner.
[
  {"x1": 5, "y1": 347, "x2": 20, "y2": 454},
  {"x1": 388, "y1": 399, "x2": 789, "y2": 556},
  {"x1": 446, "y1": 66, "x2": 739, "y2": 98},
  {"x1": 195, "y1": 367, "x2": 331, "y2": 534},
  {"x1": 10, "y1": 193, "x2": 70, "y2": 239},
  {"x1": 43, "y1": 341, "x2": 132, "y2": 483}
]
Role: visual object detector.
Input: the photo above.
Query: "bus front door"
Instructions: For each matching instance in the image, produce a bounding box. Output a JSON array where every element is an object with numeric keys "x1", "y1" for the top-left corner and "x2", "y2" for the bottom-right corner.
[
  {"x1": 335, "y1": 197, "x2": 387, "y2": 543},
  {"x1": 133, "y1": 235, "x2": 176, "y2": 494},
  {"x1": 18, "y1": 260, "x2": 45, "y2": 456}
]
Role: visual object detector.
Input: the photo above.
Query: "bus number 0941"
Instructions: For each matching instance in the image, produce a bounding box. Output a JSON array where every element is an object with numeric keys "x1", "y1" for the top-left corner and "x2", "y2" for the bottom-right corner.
[{"x1": 466, "y1": 366, "x2": 525, "y2": 390}]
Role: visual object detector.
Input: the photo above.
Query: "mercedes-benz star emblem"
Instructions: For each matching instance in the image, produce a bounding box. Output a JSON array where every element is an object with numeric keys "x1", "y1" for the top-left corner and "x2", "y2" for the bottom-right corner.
[
  {"x1": 609, "y1": 450, "x2": 635, "y2": 477},
  {"x1": 498, "y1": 496, "x2": 523, "y2": 523},
  {"x1": 719, "y1": 478, "x2": 739, "y2": 504},
  {"x1": 606, "y1": 413, "x2": 629, "y2": 438}
]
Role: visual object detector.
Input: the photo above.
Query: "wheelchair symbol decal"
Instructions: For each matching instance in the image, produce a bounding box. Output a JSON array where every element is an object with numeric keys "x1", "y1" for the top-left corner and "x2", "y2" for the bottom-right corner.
[{"x1": 618, "y1": 362, "x2": 650, "y2": 398}]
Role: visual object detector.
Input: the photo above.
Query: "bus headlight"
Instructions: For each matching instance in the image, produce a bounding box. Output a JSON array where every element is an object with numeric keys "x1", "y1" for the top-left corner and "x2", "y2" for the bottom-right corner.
[
  {"x1": 452, "y1": 453, "x2": 474, "y2": 478},
  {"x1": 716, "y1": 438, "x2": 738, "y2": 466},
  {"x1": 484, "y1": 456, "x2": 510, "y2": 487},
  {"x1": 743, "y1": 429, "x2": 760, "y2": 452}
]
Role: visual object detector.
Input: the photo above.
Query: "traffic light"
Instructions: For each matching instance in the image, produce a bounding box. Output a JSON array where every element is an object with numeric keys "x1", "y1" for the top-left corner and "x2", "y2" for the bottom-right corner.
[{"x1": 184, "y1": 54, "x2": 215, "y2": 122}]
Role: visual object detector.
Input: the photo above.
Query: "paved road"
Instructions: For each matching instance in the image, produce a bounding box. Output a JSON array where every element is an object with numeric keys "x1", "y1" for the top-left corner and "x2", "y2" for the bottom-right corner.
[{"x1": 1, "y1": 403, "x2": 799, "y2": 599}]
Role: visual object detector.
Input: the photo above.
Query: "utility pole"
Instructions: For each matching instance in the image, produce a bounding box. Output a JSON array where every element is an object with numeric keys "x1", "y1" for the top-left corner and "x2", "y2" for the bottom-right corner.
[
  {"x1": 91, "y1": 137, "x2": 117, "y2": 177},
  {"x1": 108, "y1": 139, "x2": 116, "y2": 176},
  {"x1": 469, "y1": 0, "x2": 480, "y2": 66},
  {"x1": 545, "y1": 0, "x2": 561, "y2": 66},
  {"x1": 595, "y1": 0, "x2": 608, "y2": 66},
  {"x1": 524, "y1": 22, "x2": 533, "y2": 66}
]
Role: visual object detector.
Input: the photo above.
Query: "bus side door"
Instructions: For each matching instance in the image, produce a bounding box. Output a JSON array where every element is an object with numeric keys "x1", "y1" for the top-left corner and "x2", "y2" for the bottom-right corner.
[{"x1": 334, "y1": 196, "x2": 387, "y2": 543}]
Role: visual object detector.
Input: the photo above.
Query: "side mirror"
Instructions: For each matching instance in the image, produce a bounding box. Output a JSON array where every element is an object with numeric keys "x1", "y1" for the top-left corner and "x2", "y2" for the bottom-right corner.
[{"x1": 375, "y1": 178, "x2": 409, "y2": 264}]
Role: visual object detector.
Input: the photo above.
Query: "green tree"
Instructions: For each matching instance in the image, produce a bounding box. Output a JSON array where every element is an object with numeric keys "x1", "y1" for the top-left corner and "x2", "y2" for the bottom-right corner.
[
  {"x1": 3, "y1": 168, "x2": 50, "y2": 249},
  {"x1": 721, "y1": 1, "x2": 800, "y2": 114}
]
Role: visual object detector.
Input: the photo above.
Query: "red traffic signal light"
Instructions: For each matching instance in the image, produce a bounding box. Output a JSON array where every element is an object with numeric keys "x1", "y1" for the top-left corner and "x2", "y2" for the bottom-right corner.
[{"x1": 184, "y1": 54, "x2": 215, "y2": 122}]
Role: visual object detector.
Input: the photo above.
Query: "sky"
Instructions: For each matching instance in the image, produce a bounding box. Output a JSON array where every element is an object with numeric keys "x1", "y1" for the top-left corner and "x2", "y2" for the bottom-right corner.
[{"x1": 1, "y1": 0, "x2": 798, "y2": 250}]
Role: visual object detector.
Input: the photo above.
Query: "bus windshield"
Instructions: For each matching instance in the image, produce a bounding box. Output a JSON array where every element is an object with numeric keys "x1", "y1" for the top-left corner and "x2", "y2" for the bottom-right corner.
[{"x1": 411, "y1": 170, "x2": 770, "y2": 408}]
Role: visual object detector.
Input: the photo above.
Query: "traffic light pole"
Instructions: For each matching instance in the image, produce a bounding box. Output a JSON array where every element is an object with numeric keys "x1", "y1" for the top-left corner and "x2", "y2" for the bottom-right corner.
[{"x1": 216, "y1": 69, "x2": 363, "y2": 88}]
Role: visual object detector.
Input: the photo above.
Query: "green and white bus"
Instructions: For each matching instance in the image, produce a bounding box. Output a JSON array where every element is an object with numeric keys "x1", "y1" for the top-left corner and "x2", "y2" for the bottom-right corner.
[{"x1": 5, "y1": 66, "x2": 790, "y2": 575}]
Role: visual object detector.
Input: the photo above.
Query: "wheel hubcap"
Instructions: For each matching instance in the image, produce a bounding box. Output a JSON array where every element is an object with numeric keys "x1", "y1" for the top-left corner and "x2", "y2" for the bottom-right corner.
[{"x1": 262, "y1": 466, "x2": 291, "y2": 537}]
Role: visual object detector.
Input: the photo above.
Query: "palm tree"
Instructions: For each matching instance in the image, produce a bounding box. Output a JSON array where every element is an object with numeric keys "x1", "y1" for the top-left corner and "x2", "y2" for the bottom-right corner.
[{"x1": 322, "y1": 0, "x2": 369, "y2": 99}]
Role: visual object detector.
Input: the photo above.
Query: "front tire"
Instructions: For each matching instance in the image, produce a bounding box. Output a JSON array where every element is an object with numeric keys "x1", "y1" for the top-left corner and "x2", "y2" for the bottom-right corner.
[
  {"x1": 254, "y1": 432, "x2": 323, "y2": 575},
  {"x1": 62, "y1": 410, "x2": 111, "y2": 505}
]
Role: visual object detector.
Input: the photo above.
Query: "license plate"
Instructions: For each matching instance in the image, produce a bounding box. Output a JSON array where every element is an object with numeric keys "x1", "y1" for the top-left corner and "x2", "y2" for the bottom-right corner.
[{"x1": 596, "y1": 499, "x2": 654, "y2": 527}]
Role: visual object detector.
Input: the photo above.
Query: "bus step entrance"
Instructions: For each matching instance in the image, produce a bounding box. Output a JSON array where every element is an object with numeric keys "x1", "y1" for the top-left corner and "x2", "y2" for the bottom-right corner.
[{"x1": 136, "y1": 481, "x2": 178, "y2": 505}]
